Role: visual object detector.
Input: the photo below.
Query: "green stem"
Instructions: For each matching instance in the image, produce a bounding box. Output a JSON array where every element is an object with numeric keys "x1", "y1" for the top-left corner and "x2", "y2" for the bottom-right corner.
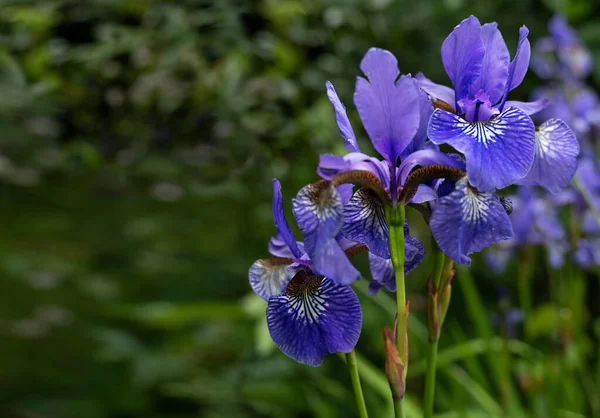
[
  {"x1": 394, "y1": 399, "x2": 406, "y2": 418},
  {"x1": 346, "y1": 350, "x2": 369, "y2": 418},
  {"x1": 386, "y1": 204, "x2": 407, "y2": 418},
  {"x1": 424, "y1": 247, "x2": 446, "y2": 418},
  {"x1": 423, "y1": 339, "x2": 439, "y2": 418}
]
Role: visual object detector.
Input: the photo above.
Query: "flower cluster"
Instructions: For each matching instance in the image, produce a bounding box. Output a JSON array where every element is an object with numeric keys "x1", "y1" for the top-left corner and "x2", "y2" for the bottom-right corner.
[
  {"x1": 486, "y1": 16, "x2": 600, "y2": 272},
  {"x1": 249, "y1": 15, "x2": 579, "y2": 366}
]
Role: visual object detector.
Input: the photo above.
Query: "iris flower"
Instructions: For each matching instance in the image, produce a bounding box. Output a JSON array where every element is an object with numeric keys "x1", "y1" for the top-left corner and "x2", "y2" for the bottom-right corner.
[
  {"x1": 320, "y1": 47, "x2": 517, "y2": 266},
  {"x1": 422, "y1": 16, "x2": 578, "y2": 194},
  {"x1": 248, "y1": 179, "x2": 362, "y2": 366}
]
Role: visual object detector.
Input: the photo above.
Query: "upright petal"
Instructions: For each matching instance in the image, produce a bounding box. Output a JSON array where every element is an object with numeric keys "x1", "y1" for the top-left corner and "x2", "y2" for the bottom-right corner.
[
  {"x1": 342, "y1": 188, "x2": 390, "y2": 258},
  {"x1": 430, "y1": 178, "x2": 514, "y2": 265},
  {"x1": 415, "y1": 72, "x2": 455, "y2": 108},
  {"x1": 266, "y1": 272, "x2": 362, "y2": 366},
  {"x1": 326, "y1": 81, "x2": 360, "y2": 152},
  {"x1": 441, "y1": 16, "x2": 485, "y2": 102},
  {"x1": 499, "y1": 26, "x2": 531, "y2": 110},
  {"x1": 293, "y1": 182, "x2": 360, "y2": 284},
  {"x1": 428, "y1": 107, "x2": 535, "y2": 191},
  {"x1": 517, "y1": 119, "x2": 579, "y2": 193},
  {"x1": 273, "y1": 179, "x2": 303, "y2": 259},
  {"x1": 354, "y1": 48, "x2": 420, "y2": 164},
  {"x1": 401, "y1": 82, "x2": 434, "y2": 158},
  {"x1": 249, "y1": 258, "x2": 295, "y2": 300},
  {"x1": 470, "y1": 23, "x2": 510, "y2": 104}
]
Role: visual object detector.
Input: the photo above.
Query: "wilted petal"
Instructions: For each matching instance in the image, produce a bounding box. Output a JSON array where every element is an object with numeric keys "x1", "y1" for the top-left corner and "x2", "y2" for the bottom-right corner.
[
  {"x1": 430, "y1": 178, "x2": 514, "y2": 265},
  {"x1": 267, "y1": 272, "x2": 362, "y2": 366},
  {"x1": 342, "y1": 188, "x2": 390, "y2": 258},
  {"x1": 499, "y1": 26, "x2": 530, "y2": 110},
  {"x1": 273, "y1": 179, "x2": 303, "y2": 259},
  {"x1": 504, "y1": 99, "x2": 549, "y2": 116},
  {"x1": 415, "y1": 72, "x2": 455, "y2": 107},
  {"x1": 428, "y1": 107, "x2": 535, "y2": 191},
  {"x1": 354, "y1": 48, "x2": 420, "y2": 164},
  {"x1": 249, "y1": 258, "x2": 294, "y2": 300},
  {"x1": 517, "y1": 119, "x2": 579, "y2": 193},
  {"x1": 326, "y1": 81, "x2": 360, "y2": 152},
  {"x1": 293, "y1": 182, "x2": 360, "y2": 284},
  {"x1": 470, "y1": 23, "x2": 509, "y2": 104},
  {"x1": 441, "y1": 15, "x2": 485, "y2": 103}
]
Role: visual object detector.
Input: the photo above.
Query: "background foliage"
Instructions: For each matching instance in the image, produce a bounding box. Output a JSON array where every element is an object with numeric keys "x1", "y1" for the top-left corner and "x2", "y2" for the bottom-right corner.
[{"x1": 1, "y1": 1, "x2": 599, "y2": 417}]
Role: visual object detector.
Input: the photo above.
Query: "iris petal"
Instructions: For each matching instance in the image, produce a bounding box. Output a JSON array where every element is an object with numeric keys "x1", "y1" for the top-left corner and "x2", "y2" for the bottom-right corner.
[
  {"x1": 293, "y1": 182, "x2": 360, "y2": 285},
  {"x1": 430, "y1": 178, "x2": 514, "y2": 265},
  {"x1": 272, "y1": 179, "x2": 303, "y2": 259},
  {"x1": 428, "y1": 107, "x2": 535, "y2": 192},
  {"x1": 470, "y1": 22, "x2": 510, "y2": 104},
  {"x1": 342, "y1": 188, "x2": 390, "y2": 259},
  {"x1": 354, "y1": 48, "x2": 420, "y2": 165},
  {"x1": 367, "y1": 224, "x2": 425, "y2": 295},
  {"x1": 268, "y1": 235, "x2": 305, "y2": 258},
  {"x1": 266, "y1": 272, "x2": 362, "y2": 366},
  {"x1": 517, "y1": 119, "x2": 579, "y2": 193},
  {"x1": 504, "y1": 99, "x2": 549, "y2": 116},
  {"x1": 415, "y1": 72, "x2": 455, "y2": 108},
  {"x1": 326, "y1": 81, "x2": 360, "y2": 152},
  {"x1": 249, "y1": 258, "x2": 294, "y2": 300},
  {"x1": 441, "y1": 15, "x2": 485, "y2": 105},
  {"x1": 499, "y1": 26, "x2": 530, "y2": 111}
]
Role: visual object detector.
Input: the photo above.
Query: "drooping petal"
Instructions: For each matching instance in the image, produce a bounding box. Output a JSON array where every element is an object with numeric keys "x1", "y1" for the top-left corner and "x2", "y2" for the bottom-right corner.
[
  {"x1": 504, "y1": 99, "x2": 549, "y2": 116},
  {"x1": 415, "y1": 72, "x2": 455, "y2": 108},
  {"x1": 499, "y1": 26, "x2": 531, "y2": 110},
  {"x1": 249, "y1": 258, "x2": 294, "y2": 300},
  {"x1": 272, "y1": 179, "x2": 303, "y2": 259},
  {"x1": 367, "y1": 224, "x2": 425, "y2": 295},
  {"x1": 441, "y1": 15, "x2": 485, "y2": 103},
  {"x1": 326, "y1": 81, "x2": 360, "y2": 152},
  {"x1": 428, "y1": 107, "x2": 535, "y2": 191},
  {"x1": 354, "y1": 48, "x2": 420, "y2": 165},
  {"x1": 342, "y1": 188, "x2": 390, "y2": 259},
  {"x1": 470, "y1": 23, "x2": 510, "y2": 104},
  {"x1": 268, "y1": 235, "x2": 305, "y2": 258},
  {"x1": 367, "y1": 253, "x2": 394, "y2": 295},
  {"x1": 266, "y1": 272, "x2": 362, "y2": 366},
  {"x1": 430, "y1": 178, "x2": 514, "y2": 265},
  {"x1": 517, "y1": 119, "x2": 579, "y2": 193},
  {"x1": 293, "y1": 182, "x2": 360, "y2": 284}
]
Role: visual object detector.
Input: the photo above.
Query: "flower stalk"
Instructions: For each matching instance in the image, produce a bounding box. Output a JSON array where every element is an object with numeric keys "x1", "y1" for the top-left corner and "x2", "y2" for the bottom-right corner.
[
  {"x1": 386, "y1": 204, "x2": 409, "y2": 418},
  {"x1": 346, "y1": 350, "x2": 369, "y2": 418}
]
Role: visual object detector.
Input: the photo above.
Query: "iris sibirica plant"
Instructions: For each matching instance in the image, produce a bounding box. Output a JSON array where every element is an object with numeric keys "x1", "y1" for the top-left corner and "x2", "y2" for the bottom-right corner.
[{"x1": 249, "y1": 15, "x2": 580, "y2": 418}]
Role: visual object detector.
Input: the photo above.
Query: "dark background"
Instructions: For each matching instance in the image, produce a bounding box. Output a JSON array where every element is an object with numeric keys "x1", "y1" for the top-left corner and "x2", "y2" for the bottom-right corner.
[{"x1": 1, "y1": 1, "x2": 599, "y2": 417}]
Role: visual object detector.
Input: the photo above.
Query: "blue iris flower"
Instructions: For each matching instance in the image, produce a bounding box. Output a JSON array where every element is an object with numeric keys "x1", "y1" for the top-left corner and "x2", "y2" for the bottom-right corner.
[{"x1": 248, "y1": 179, "x2": 362, "y2": 366}]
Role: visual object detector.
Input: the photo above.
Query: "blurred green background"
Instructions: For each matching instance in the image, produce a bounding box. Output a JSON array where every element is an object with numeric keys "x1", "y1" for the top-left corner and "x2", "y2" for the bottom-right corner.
[{"x1": 1, "y1": 1, "x2": 600, "y2": 417}]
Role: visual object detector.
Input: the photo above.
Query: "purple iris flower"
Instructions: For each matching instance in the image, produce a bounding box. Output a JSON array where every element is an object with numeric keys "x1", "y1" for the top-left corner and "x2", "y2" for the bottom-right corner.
[
  {"x1": 321, "y1": 47, "x2": 519, "y2": 267},
  {"x1": 318, "y1": 48, "x2": 470, "y2": 283},
  {"x1": 248, "y1": 179, "x2": 362, "y2": 366},
  {"x1": 531, "y1": 15, "x2": 593, "y2": 81},
  {"x1": 422, "y1": 16, "x2": 578, "y2": 194}
]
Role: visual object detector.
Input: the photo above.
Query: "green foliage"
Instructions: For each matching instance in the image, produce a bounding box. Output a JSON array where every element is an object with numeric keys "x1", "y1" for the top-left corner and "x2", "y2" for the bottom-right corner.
[{"x1": 1, "y1": 1, "x2": 599, "y2": 417}]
